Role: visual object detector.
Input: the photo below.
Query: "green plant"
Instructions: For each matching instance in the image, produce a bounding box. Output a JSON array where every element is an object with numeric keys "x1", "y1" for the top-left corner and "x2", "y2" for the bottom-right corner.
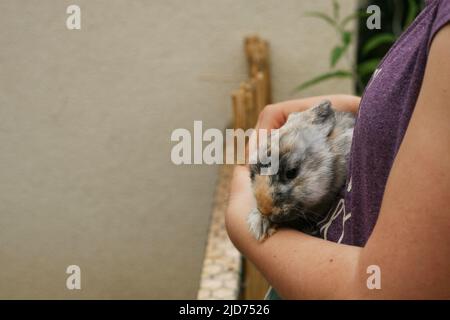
[{"x1": 294, "y1": 0, "x2": 421, "y2": 95}]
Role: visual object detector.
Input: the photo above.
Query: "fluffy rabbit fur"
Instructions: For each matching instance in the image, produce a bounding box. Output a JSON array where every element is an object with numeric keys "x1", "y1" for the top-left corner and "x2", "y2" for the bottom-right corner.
[{"x1": 248, "y1": 100, "x2": 355, "y2": 241}]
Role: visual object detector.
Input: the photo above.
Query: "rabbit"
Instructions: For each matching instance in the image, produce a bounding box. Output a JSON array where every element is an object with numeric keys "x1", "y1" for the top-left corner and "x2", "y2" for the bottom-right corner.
[{"x1": 247, "y1": 100, "x2": 355, "y2": 241}]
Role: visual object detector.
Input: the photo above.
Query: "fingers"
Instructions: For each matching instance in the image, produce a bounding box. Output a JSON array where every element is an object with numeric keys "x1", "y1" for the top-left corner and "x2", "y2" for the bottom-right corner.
[
  {"x1": 255, "y1": 104, "x2": 287, "y2": 130},
  {"x1": 246, "y1": 104, "x2": 286, "y2": 166},
  {"x1": 245, "y1": 105, "x2": 278, "y2": 166}
]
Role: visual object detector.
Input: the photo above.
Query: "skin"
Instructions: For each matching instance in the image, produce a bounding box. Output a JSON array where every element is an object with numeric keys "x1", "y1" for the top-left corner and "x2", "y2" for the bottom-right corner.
[{"x1": 226, "y1": 25, "x2": 450, "y2": 299}]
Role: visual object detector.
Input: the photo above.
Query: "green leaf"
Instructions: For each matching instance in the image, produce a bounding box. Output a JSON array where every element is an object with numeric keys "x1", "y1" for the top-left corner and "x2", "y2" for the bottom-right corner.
[
  {"x1": 342, "y1": 31, "x2": 352, "y2": 46},
  {"x1": 330, "y1": 32, "x2": 352, "y2": 67},
  {"x1": 304, "y1": 11, "x2": 337, "y2": 28},
  {"x1": 340, "y1": 11, "x2": 369, "y2": 28},
  {"x1": 357, "y1": 58, "x2": 381, "y2": 77},
  {"x1": 330, "y1": 46, "x2": 344, "y2": 67},
  {"x1": 333, "y1": 0, "x2": 340, "y2": 20},
  {"x1": 293, "y1": 70, "x2": 353, "y2": 92},
  {"x1": 362, "y1": 33, "x2": 396, "y2": 56},
  {"x1": 405, "y1": 0, "x2": 418, "y2": 28}
]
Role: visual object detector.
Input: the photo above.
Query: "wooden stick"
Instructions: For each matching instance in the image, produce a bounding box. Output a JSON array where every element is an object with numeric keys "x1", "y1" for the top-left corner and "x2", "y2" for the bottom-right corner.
[
  {"x1": 255, "y1": 72, "x2": 266, "y2": 115},
  {"x1": 232, "y1": 88, "x2": 246, "y2": 130}
]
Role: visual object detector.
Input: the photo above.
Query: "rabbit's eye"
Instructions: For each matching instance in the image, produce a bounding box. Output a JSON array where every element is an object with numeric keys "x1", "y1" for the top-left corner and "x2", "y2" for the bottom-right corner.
[{"x1": 285, "y1": 167, "x2": 299, "y2": 180}]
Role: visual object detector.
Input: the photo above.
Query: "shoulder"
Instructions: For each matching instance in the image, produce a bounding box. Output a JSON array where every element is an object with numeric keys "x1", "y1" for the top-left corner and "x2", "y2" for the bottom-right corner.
[
  {"x1": 426, "y1": 23, "x2": 450, "y2": 92},
  {"x1": 429, "y1": 0, "x2": 450, "y2": 50}
]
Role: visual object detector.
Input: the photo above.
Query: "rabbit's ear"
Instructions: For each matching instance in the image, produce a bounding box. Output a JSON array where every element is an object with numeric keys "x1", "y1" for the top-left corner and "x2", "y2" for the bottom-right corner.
[
  {"x1": 311, "y1": 100, "x2": 336, "y2": 136},
  {"x1": 311, "y1": 100, "x2": 333, "y2": 123}
]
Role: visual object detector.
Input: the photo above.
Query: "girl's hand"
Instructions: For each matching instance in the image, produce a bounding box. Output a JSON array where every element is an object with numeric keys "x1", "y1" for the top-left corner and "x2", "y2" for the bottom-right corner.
[{"x1": 255, "y1": 94, "x2": 361, "y2": 131}]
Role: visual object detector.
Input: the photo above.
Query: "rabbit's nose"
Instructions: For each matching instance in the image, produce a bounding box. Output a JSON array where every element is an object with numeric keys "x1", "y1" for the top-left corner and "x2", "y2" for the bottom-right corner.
[
  {"x1": 256, "y1": 195, "x2": 273, "y2": 216},
  {"x1": 257, "y1": 205, "x2": 272, "y2": 216},
  {"x1": 253, "y1": 175, "x2": 273, "y2": 216}
]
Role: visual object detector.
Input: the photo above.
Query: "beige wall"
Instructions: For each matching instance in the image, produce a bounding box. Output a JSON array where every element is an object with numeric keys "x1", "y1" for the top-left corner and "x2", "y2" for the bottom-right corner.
[{"x1": 0, "y1": 0, "x2": 355, "y2": 299}]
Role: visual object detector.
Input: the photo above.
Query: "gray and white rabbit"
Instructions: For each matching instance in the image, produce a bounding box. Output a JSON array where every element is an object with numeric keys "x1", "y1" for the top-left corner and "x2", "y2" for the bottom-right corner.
[{"x1": 248, "y1": 100, "x2": 355, "y2": 241}]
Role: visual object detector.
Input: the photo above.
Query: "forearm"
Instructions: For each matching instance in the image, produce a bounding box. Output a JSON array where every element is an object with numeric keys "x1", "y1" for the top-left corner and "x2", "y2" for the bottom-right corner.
[
  {"x1": 271, "y1": 94, "x2": 361, "y2": 116},
  {"x1": 256, "y1": 94, "x2": 360, "y2": 130}
]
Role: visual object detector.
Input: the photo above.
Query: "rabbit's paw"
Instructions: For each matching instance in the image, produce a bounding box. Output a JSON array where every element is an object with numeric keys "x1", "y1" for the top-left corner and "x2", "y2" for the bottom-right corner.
[{"x1": 247, "y1": 208, "x2": 276, "y2": 241}]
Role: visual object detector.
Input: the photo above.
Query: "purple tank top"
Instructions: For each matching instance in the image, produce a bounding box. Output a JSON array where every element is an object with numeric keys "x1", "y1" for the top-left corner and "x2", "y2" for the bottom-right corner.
[{"x1": 318, "y1": 0, "x2": 450, "y2": 247}]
